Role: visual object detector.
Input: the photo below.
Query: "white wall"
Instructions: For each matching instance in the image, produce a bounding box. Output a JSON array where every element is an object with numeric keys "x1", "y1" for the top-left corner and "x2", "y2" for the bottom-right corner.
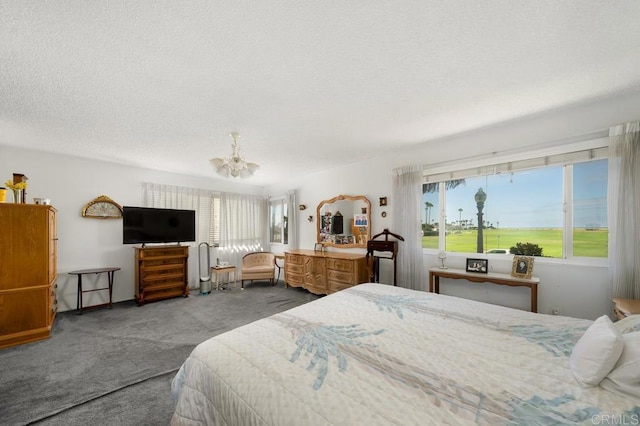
[
  {"x1": 3, "y1": 91, "x2": 639, "y2": 319},
  {"x1": 267, "y1": 91, "x2": 640, "y2": 320},
  {"x1": 0, "y1": 146, "x2": 264, "y2": 312}
]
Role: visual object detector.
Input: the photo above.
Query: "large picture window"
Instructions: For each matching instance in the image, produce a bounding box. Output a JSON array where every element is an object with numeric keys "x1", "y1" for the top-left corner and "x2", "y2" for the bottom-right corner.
[{"x1": 422, "y1": 147, "x2": 608, "y2": 259}]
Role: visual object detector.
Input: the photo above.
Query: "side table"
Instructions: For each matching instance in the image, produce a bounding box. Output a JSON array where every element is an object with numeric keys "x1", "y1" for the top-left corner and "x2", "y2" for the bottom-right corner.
[
  {"x1": 211, "y1": 265, "x2": 237, "y2": 290},
  {"x1": 274, "y1": 254, "x2": 285, "y2": 283},
  {"x1": 69, "y1": 267, "x2": 121, "y2": 314},
  {"x1": 612, "y1": 297, "x2": 640, "y2": 321}
]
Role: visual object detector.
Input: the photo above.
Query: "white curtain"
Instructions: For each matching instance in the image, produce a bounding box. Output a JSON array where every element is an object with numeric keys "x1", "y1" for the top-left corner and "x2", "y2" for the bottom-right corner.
[
  {"x1": 287, "y1": 189, "x2": 298, "y2": 250},
  {"x1": 392, "y1": 165, "x2": 424, "y2": 291},
  {"x1": 608, "y1": 121, "x2": 640, "y2": 298},
  {"x1": 141, "y1": 182, "x2": 214, "y2": 244},
  {"x1": 219, "y1": 192, "x2": 268, "y2": 272}
]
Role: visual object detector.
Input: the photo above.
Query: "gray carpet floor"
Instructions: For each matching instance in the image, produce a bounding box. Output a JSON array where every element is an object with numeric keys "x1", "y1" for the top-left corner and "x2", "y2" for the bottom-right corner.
[{"x1": 0, "y1": 281, "x2": 319, "y2": 426}]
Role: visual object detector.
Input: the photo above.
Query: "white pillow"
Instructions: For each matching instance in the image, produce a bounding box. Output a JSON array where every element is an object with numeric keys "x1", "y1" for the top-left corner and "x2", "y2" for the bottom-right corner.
[
  {"x1": 569, "y1": 315, "x2": 624, "y2": 386},
  {"x1": 614, "y1": 314, "x2": 640, "y2": 334},
  {"x1": 600, "y1": 331, "x2": 640, "y2": 398}
]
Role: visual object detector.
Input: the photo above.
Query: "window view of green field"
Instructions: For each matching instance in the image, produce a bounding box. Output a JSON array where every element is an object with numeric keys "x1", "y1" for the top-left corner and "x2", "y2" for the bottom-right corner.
[{"x1": 422, "y1": 159, "x2": 608, "y2": 258}]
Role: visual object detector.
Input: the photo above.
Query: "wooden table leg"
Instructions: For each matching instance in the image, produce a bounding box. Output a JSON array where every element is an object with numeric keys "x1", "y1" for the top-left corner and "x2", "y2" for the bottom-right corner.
[
  {"x1": 429, "y1": 272, "x2": 440, "y2": 293},
  {"x1": 107, "y1": 270, "x2": 115, "y2": 308},
  {"x1": 531, "y1": 284, "x2": 538, "y2": 313},
  {"x1": 77, "y1": 275, "x2": 83, "y2": 314}
]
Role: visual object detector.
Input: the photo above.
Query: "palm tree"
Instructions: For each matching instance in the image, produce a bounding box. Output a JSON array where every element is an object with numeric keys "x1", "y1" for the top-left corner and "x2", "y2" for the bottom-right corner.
[
  {"x1": 423, "y1": 179, "x2": 466, "y2": 194},
  {"x1": 424, "y1": 201, "x2": 433, "y2": 225}
]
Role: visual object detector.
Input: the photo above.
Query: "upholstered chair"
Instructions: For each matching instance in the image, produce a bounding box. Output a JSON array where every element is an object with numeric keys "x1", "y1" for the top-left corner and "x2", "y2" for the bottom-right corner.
[{"x1": 241, "y1": 252, "x2": 275, "y2": 288}]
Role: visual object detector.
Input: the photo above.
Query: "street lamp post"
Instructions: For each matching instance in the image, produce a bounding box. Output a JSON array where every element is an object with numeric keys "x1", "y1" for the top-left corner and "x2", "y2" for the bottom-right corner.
[{"x1": 475, "y1": 188, "x2": 487, "y2": 253}]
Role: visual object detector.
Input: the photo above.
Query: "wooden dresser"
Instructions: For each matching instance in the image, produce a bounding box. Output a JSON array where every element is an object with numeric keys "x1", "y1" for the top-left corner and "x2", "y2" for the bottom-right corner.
[
  {"x1": 134, "y1": 246, "x2": 189, "y2": 305},
  {"x1": 284, "y1": 249, "x2": 368, "y2": 295},
  {"x1": 0, "y1": 204, "x2": 58, "y2": 349}
]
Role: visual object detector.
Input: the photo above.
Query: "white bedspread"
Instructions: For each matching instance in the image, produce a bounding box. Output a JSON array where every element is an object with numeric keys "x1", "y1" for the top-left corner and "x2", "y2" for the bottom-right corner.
[{"x1": 171, "y1": 283, "x2": 639, "y2": 425}]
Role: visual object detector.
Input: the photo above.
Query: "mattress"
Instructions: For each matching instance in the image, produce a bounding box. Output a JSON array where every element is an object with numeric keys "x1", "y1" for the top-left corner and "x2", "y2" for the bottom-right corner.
[{"x1": 171, "y1": 283, "x2": 638, "y2": 425}]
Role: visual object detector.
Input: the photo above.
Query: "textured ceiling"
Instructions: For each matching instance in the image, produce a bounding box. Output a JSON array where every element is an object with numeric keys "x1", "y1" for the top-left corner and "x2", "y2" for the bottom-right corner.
[{"x1": 1, "y1": 1, "x2": 639, "y2": 185}]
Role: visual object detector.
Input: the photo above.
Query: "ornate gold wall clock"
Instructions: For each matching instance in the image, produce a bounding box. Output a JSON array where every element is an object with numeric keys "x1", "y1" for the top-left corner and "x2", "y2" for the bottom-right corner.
[{"x1": 81, "y1": 195, "x2": 123, "y2": 219}]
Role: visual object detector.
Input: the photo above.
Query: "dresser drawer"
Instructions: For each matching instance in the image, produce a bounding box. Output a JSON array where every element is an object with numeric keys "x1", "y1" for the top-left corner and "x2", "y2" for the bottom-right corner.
[
  {"x1": 140, "y1": 263, "x2": 185, "y2": 280},
  {"x1": 285, "y1": 253, "x2": 303, "y2": 265},
  {"x1": 327, "y1": 269, "x2": 355, "y2": 284},
  {"x1": 138, "y1": 247, "x2": 188, "y2": 260},
  {"x1": 326, "y1": 259, "x2": 353, "y2": 273},
  {"x1": 286, "y1": 264, "x2": 303, "y2": 275},
  {"x1": 286, "y1": 272, "x2": 304, "y2": 286}
]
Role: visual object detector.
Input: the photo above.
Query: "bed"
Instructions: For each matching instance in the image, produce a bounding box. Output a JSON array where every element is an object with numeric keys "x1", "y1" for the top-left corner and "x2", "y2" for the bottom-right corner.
[{"x1": 171, "y1": 283, "x2": 639, "y2": 425}]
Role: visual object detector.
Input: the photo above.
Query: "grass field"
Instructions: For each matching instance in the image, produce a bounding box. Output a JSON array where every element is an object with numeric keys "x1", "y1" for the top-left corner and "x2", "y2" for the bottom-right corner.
[{"x1": 422, "y1": 228, "x2": 608, "y2": 258}]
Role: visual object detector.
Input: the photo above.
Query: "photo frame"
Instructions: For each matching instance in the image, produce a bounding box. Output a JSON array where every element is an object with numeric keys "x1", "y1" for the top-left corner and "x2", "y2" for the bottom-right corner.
[
  {"x1": 379, "y1": 197, "x2": 387, "y2": 206},
  {"x1": 354, "y1": 214, "x2": 368, "y2": 227},
  {"x1": 511, "y1": 256, "x2": 534, "y2": 279},
  {"x1": 465, "y1": 258, "x2": 488, "y2": 274}
]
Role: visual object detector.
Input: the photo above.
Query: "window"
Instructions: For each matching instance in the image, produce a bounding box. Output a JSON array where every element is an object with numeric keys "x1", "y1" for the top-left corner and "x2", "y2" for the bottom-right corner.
[
  {"x1": 422, "y1": 146, "x2": 608, "y2": 259},
  {"x1": 572, "y1": 159, "x2": 608, "y2": 257},
  {"x1": 269, "y1": 198, "x2": 288, "y2": 244}
]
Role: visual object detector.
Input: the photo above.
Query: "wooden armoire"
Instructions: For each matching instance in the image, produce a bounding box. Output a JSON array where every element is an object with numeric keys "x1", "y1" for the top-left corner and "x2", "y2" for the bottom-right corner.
[{"x1": 0, "y1": 203, "x2": 58, "y2": 349}]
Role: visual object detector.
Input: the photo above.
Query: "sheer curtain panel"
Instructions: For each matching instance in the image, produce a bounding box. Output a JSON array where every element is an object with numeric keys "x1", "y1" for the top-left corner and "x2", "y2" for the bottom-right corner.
[
  {"x1": 141, "y1": 182, "x2": 214, "y2": 245},
  {"x1": 608, "y1": 121, "x2": 640, "y2": 299},
  {"x1": 219, "y1": 192, "x2": 268, "y2": 272},
  {"x1": 392, "y1": 165, "x2": 425, "y2": 291},
  {"x1": 287, "y1": 189, "x2": 298, "y2": 250}
]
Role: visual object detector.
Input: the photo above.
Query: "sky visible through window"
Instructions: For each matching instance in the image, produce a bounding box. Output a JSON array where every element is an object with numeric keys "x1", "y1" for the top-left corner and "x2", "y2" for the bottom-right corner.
[{"x1": 422, "y1": 160, "x2": 607, "y2": 229}]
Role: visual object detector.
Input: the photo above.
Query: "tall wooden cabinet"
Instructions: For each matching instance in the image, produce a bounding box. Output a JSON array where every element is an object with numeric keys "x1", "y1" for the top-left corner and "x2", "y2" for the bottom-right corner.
[
  {"x1": 0, "y1": 204, "x2": 58, "y2": 349},
  {"x1": 284, "y1": 250, "x2": 368, "y2": 295},
  {"x1": 134, "y1": 246, "x2": 189, "y2": 304}
]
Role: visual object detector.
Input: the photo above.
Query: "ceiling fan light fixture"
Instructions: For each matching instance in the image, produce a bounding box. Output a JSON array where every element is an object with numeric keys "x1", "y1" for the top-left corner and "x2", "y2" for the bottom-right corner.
[{"x1": 209, "y1": 132, "x2": 259, "y2": 178}]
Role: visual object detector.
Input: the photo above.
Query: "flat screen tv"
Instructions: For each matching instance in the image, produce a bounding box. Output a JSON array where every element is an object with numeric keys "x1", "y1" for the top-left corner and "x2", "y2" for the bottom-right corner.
[{"x1": 122, "y1": 206, "x2": 196, "y2": 245}]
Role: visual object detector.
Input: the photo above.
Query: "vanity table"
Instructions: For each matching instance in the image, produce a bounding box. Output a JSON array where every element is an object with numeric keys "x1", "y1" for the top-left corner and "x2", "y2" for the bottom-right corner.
[
  {"x1": 286, "y1": 194, "x2": 370, "y2": 295},
  {"x1": 285, "y1": 249, "x2": 368, "y2": 295}
]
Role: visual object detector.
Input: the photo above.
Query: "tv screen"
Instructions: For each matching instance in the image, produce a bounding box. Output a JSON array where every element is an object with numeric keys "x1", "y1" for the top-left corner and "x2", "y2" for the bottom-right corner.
[{"x1": 122, "y1": 206, "x2": 196, "y2": 245}]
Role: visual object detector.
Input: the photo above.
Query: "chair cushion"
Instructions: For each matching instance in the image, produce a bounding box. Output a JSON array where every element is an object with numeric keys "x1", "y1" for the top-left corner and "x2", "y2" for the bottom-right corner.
[{"x1": 243, "y1": 266, "x2": 274, "y2": 274}]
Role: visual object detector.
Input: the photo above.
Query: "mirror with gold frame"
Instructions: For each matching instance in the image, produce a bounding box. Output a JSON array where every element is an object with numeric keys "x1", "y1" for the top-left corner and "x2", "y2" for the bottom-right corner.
[{"x1": 317, "y1": 194, "x2": 371, "y2": 248}]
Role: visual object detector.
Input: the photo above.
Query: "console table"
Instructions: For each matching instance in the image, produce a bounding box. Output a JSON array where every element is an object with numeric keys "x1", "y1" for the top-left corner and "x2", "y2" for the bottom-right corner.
[
  {"x1": 69, "y1": 267, "x2": 121, "y2": 314},
  {"x1": 428, "y1": 267, "x2": 540, "y2": 313}
]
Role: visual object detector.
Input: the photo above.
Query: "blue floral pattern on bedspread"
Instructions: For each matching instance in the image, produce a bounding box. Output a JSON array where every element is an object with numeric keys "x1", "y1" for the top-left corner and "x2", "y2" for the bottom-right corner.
[
  {"x1": 507, "y1": 394, "x2": 600, "y2": 424},
  {"x1": 352, "y1": 288, "x2": 588, "y2": 358},
  {"x1": 350, "y1": 289, "x2": 432, "y2": 319},
  {"x1": 509, "y1": 324, "x2": 587, "y2": 357},
  {"x1": 271, "y1": 314, "x2": 600, "y2": 423},
  {"x1": 370, "y1": 294, "x2": 431, "y2": 319},
  {"x1": 289, "y1": 322, "x2": 384, "y2": 390}
]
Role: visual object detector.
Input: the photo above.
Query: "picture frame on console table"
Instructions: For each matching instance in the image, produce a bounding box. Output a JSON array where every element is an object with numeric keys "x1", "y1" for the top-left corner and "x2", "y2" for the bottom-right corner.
[
  {"x1": 465, "y1": 258, "x2": 488, "y2": 273},
  {"x1": 512, "y1": 256, "x2": 534, "y2": 279}
]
